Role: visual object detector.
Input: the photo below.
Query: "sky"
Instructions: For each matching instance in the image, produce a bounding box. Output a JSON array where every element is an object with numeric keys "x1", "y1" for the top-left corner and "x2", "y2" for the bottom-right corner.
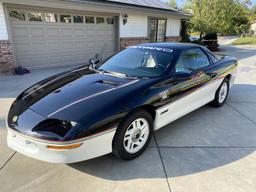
[
  {"x1": 161, "y1": 0, "x2": 256, "y2": 8},
  {"x1": 161, "y1": 0, "x2": 185, "y2": 7}
]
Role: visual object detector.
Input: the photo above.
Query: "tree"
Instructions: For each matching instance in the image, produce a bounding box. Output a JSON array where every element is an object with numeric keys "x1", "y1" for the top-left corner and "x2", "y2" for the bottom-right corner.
[
  {"x1": 184, "y1": 0, "x2": 250, "y2": 37},
  {"x1": 166, "y1": 0, "x2": 178, "y2": 8},
  {"x1": 232, "y1": 2, "x2": 251, "y2": 35},
  {"x1": 249, "y1": 5, "x2": 256, "y2": 21}
]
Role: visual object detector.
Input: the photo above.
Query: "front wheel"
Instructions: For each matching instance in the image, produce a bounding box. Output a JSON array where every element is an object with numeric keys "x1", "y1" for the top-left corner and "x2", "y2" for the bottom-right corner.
[
  {"x1": 112, "y1": 109, "x2": 153, "y2": 160},
  {"x1": 210, "y1": 78, "x2": 230, "y2": 107}
]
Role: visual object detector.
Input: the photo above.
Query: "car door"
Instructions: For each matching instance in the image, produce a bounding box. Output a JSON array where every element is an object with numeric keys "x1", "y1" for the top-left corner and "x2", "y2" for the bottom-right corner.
[{"x1": 155, "y1": 48, "x2": 214, "y2": 130}]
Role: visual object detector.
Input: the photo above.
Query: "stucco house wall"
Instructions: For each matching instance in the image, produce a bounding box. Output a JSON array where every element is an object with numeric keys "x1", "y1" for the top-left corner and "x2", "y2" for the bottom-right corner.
[
  {"x1": 251, "y1": 21, "x2": 256, "y2": 35},
  {"x1": 119, "y1": 14, "x2": 182, "y2": 48}
]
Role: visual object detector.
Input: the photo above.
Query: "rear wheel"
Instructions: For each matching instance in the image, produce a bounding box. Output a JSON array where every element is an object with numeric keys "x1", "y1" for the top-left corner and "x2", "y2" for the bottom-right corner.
[
  {"x1": 210, "y1": 78, "x2": 230, "y2": 107},
  {"x1": 112, "y1": 109, "x2": 153, "y2": 160}
]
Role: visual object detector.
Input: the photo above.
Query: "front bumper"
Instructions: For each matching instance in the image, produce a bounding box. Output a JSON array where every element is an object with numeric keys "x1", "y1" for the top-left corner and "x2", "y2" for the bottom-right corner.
[{"x1": 7, "y1": 128, "x2": 116, "y2": 164}]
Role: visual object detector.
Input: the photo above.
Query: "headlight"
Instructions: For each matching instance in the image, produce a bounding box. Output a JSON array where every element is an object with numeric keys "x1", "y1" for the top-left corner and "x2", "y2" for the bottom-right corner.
[{"x1": 32, "y1": 119, "x2": 79, "y2": 138}]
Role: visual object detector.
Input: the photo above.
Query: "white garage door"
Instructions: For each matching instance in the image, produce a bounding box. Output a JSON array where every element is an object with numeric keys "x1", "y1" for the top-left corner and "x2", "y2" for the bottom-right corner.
[{"x1": 7, "y1": 8, "x2": 117, "y2": 69}]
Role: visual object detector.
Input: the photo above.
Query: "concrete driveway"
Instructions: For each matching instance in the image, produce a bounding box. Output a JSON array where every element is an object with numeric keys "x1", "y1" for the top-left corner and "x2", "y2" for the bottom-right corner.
[
  {"x1": 0, "y1": 45, "x2": 256, "y2": 192},
  {"x1": 218, "y1": 36, "x2": 239, "y2": 45}
]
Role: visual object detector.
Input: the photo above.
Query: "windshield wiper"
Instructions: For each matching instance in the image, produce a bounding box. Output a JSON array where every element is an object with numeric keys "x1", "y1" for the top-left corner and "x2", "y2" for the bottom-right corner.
[{"x1": 97, "y1": 69, "x2": 138, "y2": 79}]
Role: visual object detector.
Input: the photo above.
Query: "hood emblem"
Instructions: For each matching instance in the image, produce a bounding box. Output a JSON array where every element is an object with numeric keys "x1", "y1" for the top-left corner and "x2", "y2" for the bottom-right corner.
[{"x1": 12, "y1": 116, "x2": 18, "y2": 123}]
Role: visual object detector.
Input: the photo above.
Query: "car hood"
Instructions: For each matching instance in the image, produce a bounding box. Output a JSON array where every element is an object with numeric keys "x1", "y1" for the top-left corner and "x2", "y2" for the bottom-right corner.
[{"x1": 10, "y1": 67, "x2": 139, "y2": 119}]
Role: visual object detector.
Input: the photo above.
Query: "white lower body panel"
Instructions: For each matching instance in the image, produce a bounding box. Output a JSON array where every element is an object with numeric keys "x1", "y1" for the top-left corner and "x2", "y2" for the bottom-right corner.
[
  {"x1": 229, "y1": 68, "x2": 237, "y2": 88},
  {"x1": 154, "y1": 78, "x2": 224, "y2": 130},
  {"x1": 7, "y1": 129, "x2": 116, "y2": 164}
]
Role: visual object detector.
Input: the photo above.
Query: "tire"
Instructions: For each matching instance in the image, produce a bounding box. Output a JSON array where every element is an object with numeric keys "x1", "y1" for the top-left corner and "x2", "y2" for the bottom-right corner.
[
  {"x1": 210, "y1": 78, "x2": 230, "y2": 108},
  {"x1": 112, "y1": 109, "x2": 153, "y2": 160}
]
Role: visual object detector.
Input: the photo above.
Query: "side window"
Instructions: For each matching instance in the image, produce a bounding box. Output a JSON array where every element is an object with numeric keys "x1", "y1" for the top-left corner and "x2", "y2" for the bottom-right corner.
[{"x1": 175, "y1": 48, "x2": 210, "y2": 74}]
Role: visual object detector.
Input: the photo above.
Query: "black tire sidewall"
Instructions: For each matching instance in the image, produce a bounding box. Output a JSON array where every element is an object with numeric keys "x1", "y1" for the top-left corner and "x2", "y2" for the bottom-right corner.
[{"x1": 112, "y1": 109, "x2": 153, "y2": 160}]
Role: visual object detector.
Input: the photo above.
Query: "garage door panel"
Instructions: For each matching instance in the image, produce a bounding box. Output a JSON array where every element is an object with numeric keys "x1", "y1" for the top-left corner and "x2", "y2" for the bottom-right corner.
[
  {"x1": 12, "y1": 42, "x2": 31, "y2": 52},
  {"x1": 74, "y1": 41, "x2": 86, "y2": 49},
  {"x1": 73, "y1": 29, "x2": 85, "y2": 37},
  {"x1": 60, "y1": 28, "x2": 73, "y2": 37},
  {"x1": 30, "y1": 28, "x2": 45, "y2": 38},
  {"x1": 47, "y1": 41, "x2": 61, "y2": 50},
  {"x1": 46, "y1": 28, "x2": 59, "y2": 37},
  {"x1": 86, "y1": 30, "x2": 96, "y2": 36},
  {"x1": 87, "y1": 42, "x2": 99, "y2": 48},
  {"x1": 11, "y1": 27, "x2": 29, "y2": 39},
  {"x1": 61, "y1": 41, "x2": 74, "y2": 50},
  {"x1": 31, "y1": 42, "x2": 48, "y2": 52},
  {"x1": 104, "y1": 30, "x2": 114, "y2": 36},
  {"x1": 94, "y1": 30, "x2": 106, "y2": 36},
  {"x1": 61, "y1": 55, "x2": 87, "y2": 65}
]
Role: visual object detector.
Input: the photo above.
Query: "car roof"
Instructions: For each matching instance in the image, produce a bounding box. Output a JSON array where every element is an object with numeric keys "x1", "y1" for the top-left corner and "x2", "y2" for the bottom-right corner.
[{"x1": 138, "y1": 42, "x2": 204, "y2": 51}]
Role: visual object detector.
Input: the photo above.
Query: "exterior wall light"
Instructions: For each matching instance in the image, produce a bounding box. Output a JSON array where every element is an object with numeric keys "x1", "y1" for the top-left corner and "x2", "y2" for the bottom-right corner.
[{"x1": 123, "y1": 14, "x2": 128, "y2": 25}]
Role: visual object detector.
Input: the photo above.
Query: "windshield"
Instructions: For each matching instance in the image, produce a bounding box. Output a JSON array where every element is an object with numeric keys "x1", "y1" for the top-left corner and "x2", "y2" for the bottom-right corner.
[{"x1": 98, "y1": 46, "x2": 174, "y2": 78}]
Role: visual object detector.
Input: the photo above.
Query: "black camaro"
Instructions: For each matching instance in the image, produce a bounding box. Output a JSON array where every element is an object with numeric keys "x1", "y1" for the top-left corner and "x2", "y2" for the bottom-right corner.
[{"x1": 7, "y1": 43, "x2": 237, "y2": 163}]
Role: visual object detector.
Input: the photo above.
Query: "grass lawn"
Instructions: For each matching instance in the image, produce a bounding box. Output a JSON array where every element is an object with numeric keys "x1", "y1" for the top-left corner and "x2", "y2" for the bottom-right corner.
[{"x1": 233, "y1": 37, "x2": 256, "y2": 45}]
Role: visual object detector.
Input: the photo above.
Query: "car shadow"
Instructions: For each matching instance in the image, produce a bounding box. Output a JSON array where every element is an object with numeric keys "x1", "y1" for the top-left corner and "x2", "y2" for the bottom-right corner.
[{"x1": 69, "y1": 84, "x2": 256, "y2": 180}]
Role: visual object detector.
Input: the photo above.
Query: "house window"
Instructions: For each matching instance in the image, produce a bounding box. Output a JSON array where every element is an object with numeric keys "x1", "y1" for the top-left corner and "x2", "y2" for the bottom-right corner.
[
  {"x1": 73, "y1": 16, "x2": 84, "y2": 23},
  {"x1": 9, "y1": 10, "x2": 25, "y2": 21},
  {"x1": 96, "y1": 17, "x2": 105, "y2": 24},
  {"x1": 28, "y1": 12, "x2": 43, "y2": 22},
  {"x1": 148, "y1": 18, "x2": 167, "y2": 42},
  {"x1": 106, "y1": 18, "x2": 114, "y2": 24},
  {"x1": 60, "y1": 15, "x2": 72, "y2": 23},
  {"x1": 85, "y1": 16, "x2": 95, "y2": 24},
  {"x1": 45, "y1": 13, "x2": 58, "y2": 22}
]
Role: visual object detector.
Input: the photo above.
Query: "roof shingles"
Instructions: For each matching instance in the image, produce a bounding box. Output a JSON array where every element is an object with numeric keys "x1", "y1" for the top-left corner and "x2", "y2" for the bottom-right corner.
[
  {"x1": 105, "y1": 0, "x2": 177, "y2": 11},
  {"x1": 65, "y1": 0, "x2": 187, "y2": 16}
]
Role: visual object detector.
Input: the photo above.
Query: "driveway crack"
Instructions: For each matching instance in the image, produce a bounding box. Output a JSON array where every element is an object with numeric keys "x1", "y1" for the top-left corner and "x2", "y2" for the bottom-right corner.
[
  {"x1": 0, "y1": 152, "x2": 16, "y2": 171},
  {"x1": 226, "y1": 103, "x2": 256, "y2": 126},
  {"x1": 153, "y1": 133, "x2": 172, "y2": 192}
]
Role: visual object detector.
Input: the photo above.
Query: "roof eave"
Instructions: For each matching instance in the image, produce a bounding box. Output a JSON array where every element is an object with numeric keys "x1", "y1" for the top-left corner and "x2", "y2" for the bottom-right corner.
[{"x1": 63, "y1": 0, "x2": 190, "y2": 18}]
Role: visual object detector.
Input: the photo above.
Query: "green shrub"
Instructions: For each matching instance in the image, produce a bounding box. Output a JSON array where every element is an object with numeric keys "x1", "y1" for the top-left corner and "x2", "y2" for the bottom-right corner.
[{"x1": 233, "y1": 37, "x2": 256, "y2": 45}]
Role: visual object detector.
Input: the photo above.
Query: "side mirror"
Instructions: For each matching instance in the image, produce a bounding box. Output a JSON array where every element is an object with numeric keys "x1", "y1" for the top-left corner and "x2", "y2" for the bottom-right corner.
[
  {"x1": 89, "y1": 58, "x2": 100, "y2": 65},
  {"x1": 89, "y1": 54, "x2": 100, "y2": 69}
]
